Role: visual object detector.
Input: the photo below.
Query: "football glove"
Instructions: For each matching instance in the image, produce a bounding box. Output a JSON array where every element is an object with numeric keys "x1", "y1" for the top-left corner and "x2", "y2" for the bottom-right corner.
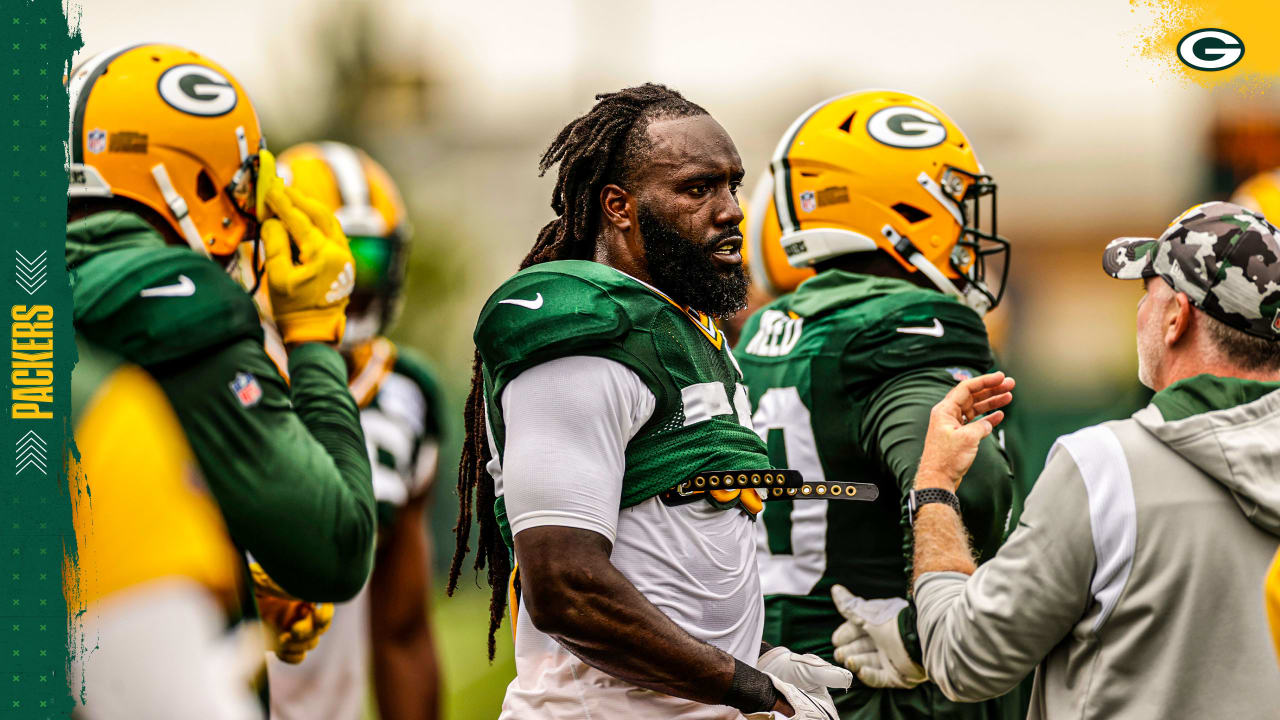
[
  {"x1": 260, "y1": 182, "x2": 355, "y2": 345},
  {"x1": 743, "y1": 672, "x2": 840, "y2": 720},
  {"x1": 830, "y1": 585, "x2": 926, "y2": 689},
  {"x1": 757, "y1": 645, "x2": 851, "y2": 702},
  {"x1": 249, "y1": 562, "x2": 335, "y2": 665},
  {"x1": 708, "y1": 488, "x2": 764, "y2": 516}
]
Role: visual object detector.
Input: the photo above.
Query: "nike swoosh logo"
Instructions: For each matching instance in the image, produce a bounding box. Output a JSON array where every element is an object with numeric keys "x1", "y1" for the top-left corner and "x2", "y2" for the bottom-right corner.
[
  {"x1": 895, "y1": 318, "x2": 943, "y2": 337},
  {"x1": 139, "y1": 274, "x2": 195, "y2": 298},
  {"x1": 498, "y1": 293, "x2": 543, "y2": 310}
]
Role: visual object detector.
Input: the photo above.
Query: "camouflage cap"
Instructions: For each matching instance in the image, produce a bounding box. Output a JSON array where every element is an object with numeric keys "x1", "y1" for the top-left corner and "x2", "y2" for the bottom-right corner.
[{"x1": 1103, "y1": 201, "x2": 1280, "y2": 340}]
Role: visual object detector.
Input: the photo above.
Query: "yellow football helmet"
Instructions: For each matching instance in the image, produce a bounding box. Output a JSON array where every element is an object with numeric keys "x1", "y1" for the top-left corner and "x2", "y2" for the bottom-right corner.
[
  {"x1": 1231, "y1": 169, "x2": 1280, "y2": 225},
  {"x1": 277, "y1": 142, "x2": 411, "y2": 347},
  {"x1": 746, "y1": 169, "x2": 814, "y2": 296},
  {"x1": 67, "y1": 43, "x2": 271, "y2": 258},
  {"x1": 769, "y1": 90, "x2": 1009, "y2": 314}
]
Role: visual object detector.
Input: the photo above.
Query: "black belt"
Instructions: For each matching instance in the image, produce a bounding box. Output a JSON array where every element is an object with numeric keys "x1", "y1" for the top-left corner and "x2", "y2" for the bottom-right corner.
[{"x1": 659, "y1": 469, "x2": 879, "y2": 506}]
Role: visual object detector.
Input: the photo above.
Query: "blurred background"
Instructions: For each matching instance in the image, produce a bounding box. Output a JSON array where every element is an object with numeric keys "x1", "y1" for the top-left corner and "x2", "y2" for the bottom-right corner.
[{"x1": 72, "y1": 0, "x2": 1280, "y2": 716}]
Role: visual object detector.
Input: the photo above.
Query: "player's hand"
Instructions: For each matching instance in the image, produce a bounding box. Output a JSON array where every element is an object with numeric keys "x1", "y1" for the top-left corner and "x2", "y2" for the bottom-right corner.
[
  {"x1": 743, "y1": 672, "x2": 841, "y2": 719},
  {"x1": 260, "y1": 182, "x2": 355, "y2": 345},
  {"x1": 249, "y1": 562, "x2": 335, "y2": 664},
  {"x1": 830, "y1": 585, "x2": 926, "y2": 689},
  {"x1": 915, "y1": 371, "x2": 1014, "y2": 492},
  {"x1": 757, "y1": 644, "x2": 852, "y2": 697}
]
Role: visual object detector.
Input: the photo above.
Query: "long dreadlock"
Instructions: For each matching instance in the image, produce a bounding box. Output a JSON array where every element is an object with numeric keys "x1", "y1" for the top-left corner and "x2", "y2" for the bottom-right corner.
[{"x1": 448, "y1": 83, "x2": 708, "y2": 658}]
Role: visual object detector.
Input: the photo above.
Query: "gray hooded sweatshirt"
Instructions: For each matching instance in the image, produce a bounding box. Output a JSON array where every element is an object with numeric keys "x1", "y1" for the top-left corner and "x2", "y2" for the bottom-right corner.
[{"x1": 914, "y1": 374, "x2": 1280, "y2": 719}]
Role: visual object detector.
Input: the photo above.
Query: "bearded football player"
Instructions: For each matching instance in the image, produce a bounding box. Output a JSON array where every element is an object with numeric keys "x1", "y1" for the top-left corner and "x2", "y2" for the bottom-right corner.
[
  {"x1": 736, "y1": 90, "x2": 1022, "y2": 720},
  {"x1": 266, "y1": 142, "x2": 444, "y2": 720},
  {"x1": 450, "y1": 83, "x2": 857, "y2": 719},
  {"x1": 66, "y1": 44, "x2": 375, "y2": 667}
]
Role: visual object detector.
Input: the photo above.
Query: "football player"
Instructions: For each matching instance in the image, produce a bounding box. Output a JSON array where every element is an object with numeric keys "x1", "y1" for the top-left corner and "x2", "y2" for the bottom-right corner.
[
  {"x1": 66, "y1": 44, "x2": 375, "y2": 665},
  {"x1": 69, "y1": 338, "x2": 262, "y2": 719},
  {"x1": 449, "y1": 83, "x2": 853, "y2": 719},
  {"x1": 265, "y1": 142, "x2": 444, "y2": 720},
  {"x1": 736, "y1": 90, "x2": 1022, "y2": 720},
  {"x1": 1232, "y1": 168, "x2": 1280, "y2": 223}
]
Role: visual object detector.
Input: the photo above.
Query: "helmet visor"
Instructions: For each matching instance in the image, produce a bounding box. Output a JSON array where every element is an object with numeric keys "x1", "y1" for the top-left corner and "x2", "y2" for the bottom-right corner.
[{"x1": 349, "y1": 235, "x2": 397, "y2": 292}]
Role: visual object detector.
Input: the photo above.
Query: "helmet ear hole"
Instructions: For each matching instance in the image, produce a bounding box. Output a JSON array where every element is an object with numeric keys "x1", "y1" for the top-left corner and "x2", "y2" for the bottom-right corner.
[
  {"x1": 891, "y1": 203, "x2": 931, "y2": 224},
  {"x1": 195, "y1": 169, "x2": 218, "y2": 201}
]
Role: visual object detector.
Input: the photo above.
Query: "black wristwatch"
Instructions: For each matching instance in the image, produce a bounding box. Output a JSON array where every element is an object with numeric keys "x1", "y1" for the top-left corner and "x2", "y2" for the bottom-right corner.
[{"x1": 908, "y1": 488, "x2": 961, "y2": 527}]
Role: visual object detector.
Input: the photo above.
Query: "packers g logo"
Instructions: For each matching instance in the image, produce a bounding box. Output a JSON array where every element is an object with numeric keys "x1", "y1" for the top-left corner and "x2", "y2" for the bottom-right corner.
[
  {"x1": 866, "y1": 107, "x2": 947, "y2": 149},
  {"x1": 1176, "y1": 29, "x2": 1244, "y2": 72},
  {"x1": 157, "y1": 64, "x2": 238, "y2": 116}
]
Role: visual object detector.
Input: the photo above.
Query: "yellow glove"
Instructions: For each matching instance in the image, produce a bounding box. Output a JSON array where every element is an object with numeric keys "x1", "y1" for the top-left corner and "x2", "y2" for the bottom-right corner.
[
  {"x1": 260, "y1": 182, "x2": 355, "y2": 345},
  {"x1": 709, "y1": 488, "x2": 764, "y2": 515},
  {"x1": 249, "y1": 562, "x2": 335, "y2": 665}
]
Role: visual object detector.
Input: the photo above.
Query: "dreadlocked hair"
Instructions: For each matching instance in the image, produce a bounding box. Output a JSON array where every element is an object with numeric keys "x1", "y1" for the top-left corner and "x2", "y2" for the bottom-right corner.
[{"x1": 448, "y1": 83, "x2": 708, "y2": 659}]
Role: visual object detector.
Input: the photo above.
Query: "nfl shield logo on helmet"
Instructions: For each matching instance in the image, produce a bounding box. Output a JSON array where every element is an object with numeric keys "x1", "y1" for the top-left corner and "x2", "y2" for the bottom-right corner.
[
  {"x1": 229, "y1": 372, "x2": 262, "y2": 408},
  {"x1": 800, "y1": 190, "x2": 817, "y2": 213},
  {"x1": 86, "y1": 128, "x2": 107, "y2": 154},
  {"x1": 1272, "y1": 308, "x2": 1280, "y2": 335}
]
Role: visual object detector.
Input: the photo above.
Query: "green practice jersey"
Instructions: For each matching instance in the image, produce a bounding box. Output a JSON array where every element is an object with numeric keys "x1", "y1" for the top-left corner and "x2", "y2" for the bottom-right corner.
[
  {"x1": 736, "y1": 271, "x2": 1021, "y2": 720},
  {"x1": 69, "y1": 210, "x2": 375, "y2": 603},
  {"x1": 474, "y1": 260, "x2": 771, "y2": 544}
]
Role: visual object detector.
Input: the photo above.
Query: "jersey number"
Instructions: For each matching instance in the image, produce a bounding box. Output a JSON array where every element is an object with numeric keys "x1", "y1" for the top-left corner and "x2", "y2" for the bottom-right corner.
[{"x1": 751, "y1": 387, "x2": 828, "y2": 596}]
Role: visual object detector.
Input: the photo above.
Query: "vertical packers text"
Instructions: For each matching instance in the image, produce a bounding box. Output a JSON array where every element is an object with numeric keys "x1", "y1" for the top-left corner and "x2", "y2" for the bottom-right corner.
[{"x1": 11, "y1": 305, "x2": 53, "y2": 419}]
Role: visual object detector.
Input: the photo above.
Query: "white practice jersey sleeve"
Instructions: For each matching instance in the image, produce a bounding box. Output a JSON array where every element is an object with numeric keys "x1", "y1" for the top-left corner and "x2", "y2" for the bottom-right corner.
[{"x1": 497, "y1": 355, "x2": 655, "y2": 544}]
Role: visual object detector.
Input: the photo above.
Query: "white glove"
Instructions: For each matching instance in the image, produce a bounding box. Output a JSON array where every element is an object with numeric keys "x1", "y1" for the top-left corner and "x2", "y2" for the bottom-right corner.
[
  {"x1": 743, "y1": 672, "x2": 840, "y2": 720},
  {"x1": 757, "y1": 645, "x2": 852, "y2": 698},
  {"x1": 830, "y1": 585, "x2": 927, "y2": 689}
]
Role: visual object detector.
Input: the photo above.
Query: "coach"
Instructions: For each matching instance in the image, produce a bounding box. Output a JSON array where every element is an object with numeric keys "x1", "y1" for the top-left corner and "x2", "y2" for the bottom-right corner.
[{"x1": 904, "y1": 201, "x2": 1280, "y2": 718}]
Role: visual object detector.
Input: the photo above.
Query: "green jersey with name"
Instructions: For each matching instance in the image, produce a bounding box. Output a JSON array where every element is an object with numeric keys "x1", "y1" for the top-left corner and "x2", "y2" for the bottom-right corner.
[
  {"x1": 474, "y1": 260, "x2": 771, "y2": 544},
  {"x1": 736, "y1": 271, "x2": 1021, "y2": 720}
]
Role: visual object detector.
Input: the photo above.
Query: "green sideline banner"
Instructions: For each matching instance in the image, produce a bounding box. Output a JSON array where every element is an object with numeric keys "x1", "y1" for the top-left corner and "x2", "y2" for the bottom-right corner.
[{"x1": 0, "y1": 1, "x2": 80, "y2": 718}]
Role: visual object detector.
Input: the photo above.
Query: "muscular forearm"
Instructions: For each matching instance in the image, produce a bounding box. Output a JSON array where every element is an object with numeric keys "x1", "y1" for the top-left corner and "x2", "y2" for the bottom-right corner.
[
  {"x1": 514, "y1": 526, "x2": 783, "y2": 711},
  {"x1": 537, "y1": 554, "x2": 737, "y2": 703}
]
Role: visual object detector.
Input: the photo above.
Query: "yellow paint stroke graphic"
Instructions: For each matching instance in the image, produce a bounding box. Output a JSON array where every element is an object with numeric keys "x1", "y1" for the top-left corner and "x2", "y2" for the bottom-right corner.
[{"x1": 1132, "y1": 0, "x2": 1280, "y2": 93}]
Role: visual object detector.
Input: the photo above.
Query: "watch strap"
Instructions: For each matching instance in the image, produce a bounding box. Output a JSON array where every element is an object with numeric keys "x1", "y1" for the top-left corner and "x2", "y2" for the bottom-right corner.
[{"x1": 909, "y1": 487, "x2": 960, "y2": 526}]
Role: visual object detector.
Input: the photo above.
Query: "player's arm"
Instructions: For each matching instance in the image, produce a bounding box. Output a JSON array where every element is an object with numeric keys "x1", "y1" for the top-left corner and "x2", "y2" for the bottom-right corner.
[
  {"x1": 827, "y1": 366, "x2": 1014, "y2": 688},
  {"x1": 370, "y1": 492, "x2": 439, "y2": 720},
  {"x1": 502, "y1": 356, "x2": 792, "y2": 716},
  {"x1": 861, "y1": 367, "x2": 1015, "y2": 557},
  {"x1": 152, "y1": 337, "x2": 375, "y2": 602}
]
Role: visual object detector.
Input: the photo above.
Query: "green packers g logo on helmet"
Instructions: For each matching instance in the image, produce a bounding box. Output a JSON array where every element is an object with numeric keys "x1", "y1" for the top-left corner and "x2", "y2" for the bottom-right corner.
[
  {"x1": 157, "y1": 64, "x2": 238, "y2": 116},
  {"x1": 866, "y1": 107, "x2": 947, "y2": 149},
  {"x1": 1176, "y1": 28, "x2": 1244, "y2": 72}
]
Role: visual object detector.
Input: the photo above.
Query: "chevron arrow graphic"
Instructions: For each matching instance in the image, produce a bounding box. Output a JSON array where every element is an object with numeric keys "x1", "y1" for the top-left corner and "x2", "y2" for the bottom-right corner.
[
  {"x1": 15, "y1": 250, "x2": 48, "y2": 295},
  {"x1": 15, "y1": 430, "x2": 47, "y2": 475}
]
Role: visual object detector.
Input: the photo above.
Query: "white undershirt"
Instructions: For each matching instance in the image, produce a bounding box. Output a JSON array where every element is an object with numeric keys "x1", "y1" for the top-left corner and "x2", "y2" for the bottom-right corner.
[{"x1": 491, "y1": 355, "x2": 763, "y2": 720}]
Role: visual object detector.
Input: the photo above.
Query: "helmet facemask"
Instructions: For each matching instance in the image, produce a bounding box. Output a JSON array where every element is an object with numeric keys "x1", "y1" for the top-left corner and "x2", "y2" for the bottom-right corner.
[{"x1": 916, "y1": 166, "x2": 1010, "y2": 313}]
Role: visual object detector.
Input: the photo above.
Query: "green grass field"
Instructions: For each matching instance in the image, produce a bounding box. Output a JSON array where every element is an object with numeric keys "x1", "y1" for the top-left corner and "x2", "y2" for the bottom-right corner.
[{"x1": 433, "y1": 585, "x2": 516, "y2": 719}]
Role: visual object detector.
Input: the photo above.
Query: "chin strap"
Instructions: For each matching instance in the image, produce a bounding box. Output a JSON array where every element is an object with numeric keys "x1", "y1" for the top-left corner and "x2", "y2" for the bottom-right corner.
[
  {"x1": 882, "y1": 224, "x2": 991, "y2": 316},
  {"x1": 150, "y1": 163, "x2": 208, "y2": 256}
]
